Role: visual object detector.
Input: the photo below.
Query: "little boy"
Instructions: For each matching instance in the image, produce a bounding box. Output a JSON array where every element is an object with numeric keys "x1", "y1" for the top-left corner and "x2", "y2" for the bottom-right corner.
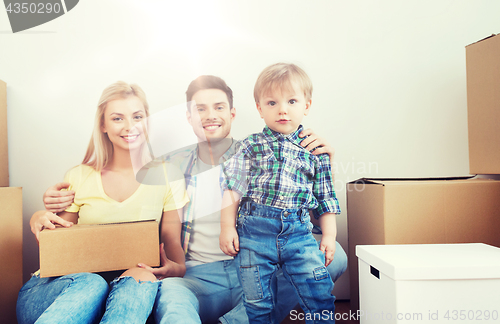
[{"x1": 220, "y1": 63, "x2": 340, "y2": 323}]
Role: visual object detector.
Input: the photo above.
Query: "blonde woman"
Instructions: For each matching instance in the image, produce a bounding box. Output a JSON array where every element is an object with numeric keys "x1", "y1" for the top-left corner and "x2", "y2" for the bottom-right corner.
[{"x1": 17, "y1": 81, "x2": 189, "y2": 324}]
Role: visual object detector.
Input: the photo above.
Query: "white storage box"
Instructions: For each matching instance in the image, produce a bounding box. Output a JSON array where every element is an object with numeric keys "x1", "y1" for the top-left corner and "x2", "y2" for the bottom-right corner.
[{"x1": 356, "y1": 244, "x2": 500, "y2": 324}]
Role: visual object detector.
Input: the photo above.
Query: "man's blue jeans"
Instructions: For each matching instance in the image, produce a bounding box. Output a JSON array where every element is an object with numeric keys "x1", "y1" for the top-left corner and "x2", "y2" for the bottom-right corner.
[
  {"x1": 155, "y1": 215, "x2": 346, "y2": 324},
  {"x1": 235, "y1": 201, "x2": 335, "y2": 324},
  {"x1": 154, "y1": 259, "x2": 243, "y2": 324},
  {"x1": 17, "y1": 272, "x2": 159, "y2": 324}
]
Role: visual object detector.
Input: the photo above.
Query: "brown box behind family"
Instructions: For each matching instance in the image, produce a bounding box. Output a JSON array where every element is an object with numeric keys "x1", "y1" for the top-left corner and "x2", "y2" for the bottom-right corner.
[
  {"x1": 0, "y1": 187, "x2": 22, "y2": 323},
  {"x1": 347, "y1": 177, "x2": 500, "y2": 312},
  {"x1": 0, "y1": 79, "x2": 8, "y2": 186},
  {"x1": 466, "y1": 33, "x2": 500, "y2": 174},
  {"x1": 39, "y1": 220, "x2": 160, "y2": 278}
]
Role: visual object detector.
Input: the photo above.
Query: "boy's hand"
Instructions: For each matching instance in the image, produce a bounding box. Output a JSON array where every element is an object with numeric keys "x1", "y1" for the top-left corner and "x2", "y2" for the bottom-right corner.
[
  {"x1": 319, "y1": 234, "x2": 336, "y2": 267},
  {"x1": 219, "y1": 227, "x2": 240, "y2": 257},
  {"x1": 43, "y1": 182, "x2": 75, "y2": 213}
]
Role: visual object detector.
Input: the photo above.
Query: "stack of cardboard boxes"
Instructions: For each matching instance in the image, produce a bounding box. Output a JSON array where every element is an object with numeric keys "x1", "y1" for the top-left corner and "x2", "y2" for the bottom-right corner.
[
  {"x1": 0, "y1": 80, "x2": 23, "y2": 323},
  {"x1": 347, "y1": 34, "x2": 500, "y2": 311}
]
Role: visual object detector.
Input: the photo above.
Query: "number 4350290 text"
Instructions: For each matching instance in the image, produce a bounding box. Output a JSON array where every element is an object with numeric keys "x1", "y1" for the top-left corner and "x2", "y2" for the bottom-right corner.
[{"x1": 6, "y1": 3, "x2": 62, "y2": 14}]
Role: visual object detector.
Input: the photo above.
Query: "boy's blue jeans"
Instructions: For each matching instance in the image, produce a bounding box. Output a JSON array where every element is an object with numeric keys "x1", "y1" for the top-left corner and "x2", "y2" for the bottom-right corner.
[
  {"x1": 155, "y1": 246, "x2": 345, "y2": 324},
  {"x1": 16, "y1": 272, "x2": 159, "y2": 324},
  {"x1": 236, "y1": 200, "x2": 335, "y2": 324}
]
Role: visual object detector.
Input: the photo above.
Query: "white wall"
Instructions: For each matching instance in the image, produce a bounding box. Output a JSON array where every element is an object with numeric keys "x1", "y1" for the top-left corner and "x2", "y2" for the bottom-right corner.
[{"x1": 1, "y1": 0, "x2": 499, "y2": 299}]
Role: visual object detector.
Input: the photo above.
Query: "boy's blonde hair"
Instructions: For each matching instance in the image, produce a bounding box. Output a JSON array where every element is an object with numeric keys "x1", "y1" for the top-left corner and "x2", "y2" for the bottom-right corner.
[
  {"x1": 82, "y1": 81, "x2": 151, "y2": 171},
  {"x1": 254, "y1": 63, "x2": 313, "y2": 103}
]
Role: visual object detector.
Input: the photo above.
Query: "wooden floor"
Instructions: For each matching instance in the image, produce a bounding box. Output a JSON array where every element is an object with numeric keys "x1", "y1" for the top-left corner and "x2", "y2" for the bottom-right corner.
[{"x1": 281, "y1": 300, "x2": 359, "y2": 324}]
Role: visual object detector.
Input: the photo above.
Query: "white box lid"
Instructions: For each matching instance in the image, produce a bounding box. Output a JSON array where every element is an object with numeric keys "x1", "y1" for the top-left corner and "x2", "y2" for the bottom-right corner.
[{"x1": 356, "y1": 243, "x2": 500, "y2": 280}]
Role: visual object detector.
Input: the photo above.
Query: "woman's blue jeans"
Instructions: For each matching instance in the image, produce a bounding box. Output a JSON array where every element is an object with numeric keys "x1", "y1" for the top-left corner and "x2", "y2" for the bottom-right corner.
[
  {"x1": 16, "y1": 272, "x2": 108, "y2": 324},
  {"x1": 17, "y1": 272, "x2": 159, "y2": 324},
  {"x1": 100, "y1": 276, "x2": 159, "y2": 324}
]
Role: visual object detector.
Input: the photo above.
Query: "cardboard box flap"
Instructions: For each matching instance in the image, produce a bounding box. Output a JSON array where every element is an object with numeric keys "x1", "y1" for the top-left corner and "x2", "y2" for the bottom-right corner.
[
  {"x1": 466, "y1": 33, "x2": 499, "y2": 47},
  {"x1": 348, "y1": 176, "x2": 475, "y2": 187},
  {"x1": 356, "y1": 244, "x2": 500, "y2": 281},
  {"x1": 69, "y1": 219, "x2": 158, "y2": 227}
]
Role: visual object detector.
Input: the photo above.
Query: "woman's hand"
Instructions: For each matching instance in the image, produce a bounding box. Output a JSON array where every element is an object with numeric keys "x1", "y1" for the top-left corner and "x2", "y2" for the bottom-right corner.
[
  {"x1": 30, "y1": 210, "x2": 74, "y2": 242},
  {"x1": 138, "y1": 243, "x2": 186, "y2": 280},
  {"x1": 299, "y1": 128, "x2": 335, "y2": 159},
  {"x1": 43, "y1": 182, "x2": 75, "y2": 213}
]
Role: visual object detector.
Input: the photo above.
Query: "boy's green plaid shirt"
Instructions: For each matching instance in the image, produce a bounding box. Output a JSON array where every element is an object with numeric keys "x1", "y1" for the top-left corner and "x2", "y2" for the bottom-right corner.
[{"x1": 222, "y1": 125, "x2": 340, "y2": 219}]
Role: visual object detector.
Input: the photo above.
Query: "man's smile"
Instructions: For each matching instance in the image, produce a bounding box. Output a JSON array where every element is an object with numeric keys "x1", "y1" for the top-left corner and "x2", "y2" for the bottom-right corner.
[{"x1": 203, "y1": 124, "x2": 221, "y2": 131}]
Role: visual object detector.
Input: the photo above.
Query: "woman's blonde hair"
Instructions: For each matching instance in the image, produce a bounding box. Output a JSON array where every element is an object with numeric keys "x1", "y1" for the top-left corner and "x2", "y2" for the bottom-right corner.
[{"x1": 82, "y1": 81, "x2": 150, "y2": 171}]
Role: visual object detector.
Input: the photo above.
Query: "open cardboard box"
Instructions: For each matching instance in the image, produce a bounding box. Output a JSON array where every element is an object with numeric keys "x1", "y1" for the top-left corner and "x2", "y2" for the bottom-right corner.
[
  {"x1": 39, "y1": 220, "x2": 160, "y2": 278},
  {"x1": 347, "y1": 177, "x2": 500, "y2": 311},
  {"x1": 466, "y1": 33, "x2": 500, "y2": 174}
]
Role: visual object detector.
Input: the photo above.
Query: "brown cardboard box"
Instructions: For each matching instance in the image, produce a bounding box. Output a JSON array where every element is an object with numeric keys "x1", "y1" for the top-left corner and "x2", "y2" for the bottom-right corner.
[
  {"x1": 0, "y1": 187, "x2": 22, "y2": 324},
  {"x1": 466, "y1": 34, "x2": 500, "y2": 174},
  {"x1": 347, "y1": 177, "x2": 500, "y2": 311},
  {"x1": 0, "y1": 79, "x2": 8, "y2": 187},
  {"x1": 39, "y1": 220, "x2": 160, "y2": 278}
]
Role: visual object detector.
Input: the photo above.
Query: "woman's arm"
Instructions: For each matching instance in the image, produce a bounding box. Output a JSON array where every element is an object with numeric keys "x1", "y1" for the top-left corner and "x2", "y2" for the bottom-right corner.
[
  {"x1": 160, "y1": 209, "x2": 186, "y2": 275},
  {"x1": 138, "y1": 209, "x2": 186, "y2": 279},
  {"x1": 30, "y1": 210, "x2": 78, "y2": 242}
]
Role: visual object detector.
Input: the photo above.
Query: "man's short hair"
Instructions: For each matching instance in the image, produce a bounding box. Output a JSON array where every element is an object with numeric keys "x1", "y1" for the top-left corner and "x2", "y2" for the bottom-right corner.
[
  {"x1": 254, "y1": 63, "x2": 313, "y2": 103},
  {"x1": 186, "y1": 75, "x2": 234, "y2": 109}
]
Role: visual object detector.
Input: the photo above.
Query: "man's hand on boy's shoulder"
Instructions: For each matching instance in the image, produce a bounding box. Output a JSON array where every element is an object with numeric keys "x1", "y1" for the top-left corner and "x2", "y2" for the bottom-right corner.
[
  {"x1": 43, "y1": 182, "x2": 75, "y2": 213},
  {"x1": 299, "y1": 128, "x2": 335, "y2": 158}
]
